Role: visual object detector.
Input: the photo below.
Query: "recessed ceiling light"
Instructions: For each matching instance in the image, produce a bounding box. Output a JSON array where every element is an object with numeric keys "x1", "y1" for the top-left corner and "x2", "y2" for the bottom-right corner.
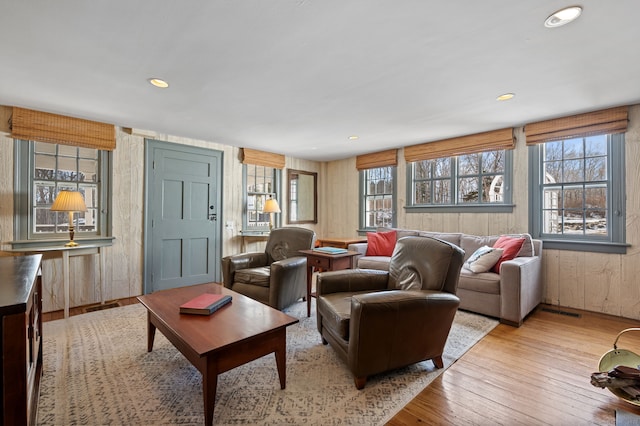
[
  {"x1": 148, "y1": 78, "x2": 169, "y2": 88},
  {"x1": 544, "y1": 6, "x2": 582, "y2": 28},
  {"x1": 348, "y1": 135, "x2": 359, "y2": 140},
  {"x1": 496, "y1": 93, "x2": 515, "y2": 101}
]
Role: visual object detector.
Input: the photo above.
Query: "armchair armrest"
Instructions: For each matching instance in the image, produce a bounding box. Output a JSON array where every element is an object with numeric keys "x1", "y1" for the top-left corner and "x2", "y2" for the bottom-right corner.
[
  {"x1": 269, "y1": 256, "x2": 307, "y2": 308},
  {"x1": 316, "y1": 269, "x2": 389, "y2": 296},
  {"x1": 348, "y1": 290, "x2": 460, "y2": 377},
  {"x1": 499, "y1": 255, "x2": 543, "y2": 326},
  {"x1": 221, "y1": 252, "x2": 268, "y2": 288}
]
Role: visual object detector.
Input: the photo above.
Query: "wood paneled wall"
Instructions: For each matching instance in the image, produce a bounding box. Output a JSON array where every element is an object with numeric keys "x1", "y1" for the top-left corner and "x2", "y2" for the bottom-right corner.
[{"x1": 1, "y1": 105, "x2": 639, "y2": 320}]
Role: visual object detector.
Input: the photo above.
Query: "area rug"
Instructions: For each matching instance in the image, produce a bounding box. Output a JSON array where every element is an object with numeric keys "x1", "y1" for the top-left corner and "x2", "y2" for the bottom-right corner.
[{"x1": 37, "y1": 300, "x2": 497, "y2": 425}]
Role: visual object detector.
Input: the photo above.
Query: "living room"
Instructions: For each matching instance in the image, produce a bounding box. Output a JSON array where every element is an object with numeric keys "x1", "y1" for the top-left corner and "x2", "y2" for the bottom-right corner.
[{"x1": 1, "y1": 2, "x2": 640, "y2": 424}]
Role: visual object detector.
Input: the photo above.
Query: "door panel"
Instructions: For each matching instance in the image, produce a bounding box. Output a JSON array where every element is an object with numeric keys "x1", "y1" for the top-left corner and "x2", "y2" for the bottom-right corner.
[{"x1": 144, "y1": 140, "x2": 222, "y2": 293}]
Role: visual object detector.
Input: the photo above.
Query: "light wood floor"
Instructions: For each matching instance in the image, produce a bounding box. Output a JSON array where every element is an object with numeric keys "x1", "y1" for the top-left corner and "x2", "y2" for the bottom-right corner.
[
  {"x1": 43, "y1": 300, "x2": 640, "y2": 424},
  {"x1": 388, "y1": 305, "x2": 640, "y2": 425}
]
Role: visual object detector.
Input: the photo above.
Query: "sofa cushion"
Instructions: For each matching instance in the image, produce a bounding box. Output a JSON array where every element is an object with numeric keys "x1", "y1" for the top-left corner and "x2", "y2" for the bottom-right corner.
[
  {"x1": 418, "y1": 231, "x2": 462, "y2": 246},
  {"x1": 377, "y1": 227, "x2": 420, "y2": 241},
  {"x1": 366, "y1": 230, "x2": 397, "y2": 256},
  {"x1": 491, "y1": 236, "x2": 526, "y2": 273},
  {"x1": 463, "y1": 246, "x2": 504, "y2": 273},
  {"x1": 358, "y1": 256, "x2": 391, "y2": 270},
  {"x1": 459, "y1": 269, "x2": 501, "y2": 295},
  {"x1": 234, "y1": 266, "x2": 271, "y2": 287},
  {"x1": 460, "y1": 234, "x2": 499, "y2": 262}
]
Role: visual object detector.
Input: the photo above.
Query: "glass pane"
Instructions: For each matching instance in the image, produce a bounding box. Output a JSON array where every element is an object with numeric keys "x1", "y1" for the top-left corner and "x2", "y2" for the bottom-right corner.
[
  {"x1": 542, "y1": 208, "x2": 561, "y2": 234},
  {"x1": 482, "y1": 175, "x2": 503, "y2": 202},
  {"x1": 434, "y1": 158, "x2": 450, "y2": 178},
  {"x1": 585, "y1": 209, "x2": 607, "y2": 235},
  {"x1": 458, "y1": 177, "x2": 478, "y2": 203},
  {"x1": 33, "y1": 182, "x2": 56, "y2": 206},
  {"x1": 58, "y1": 145, "x2": 77, "y2": 157},
  {"x1": 562, "y1": 159, "x2": 584, "y2": 183},
  {"x1": 79, "y1": 184, "x2": 98, "y2": 209},
  {"x1": 543, "y1": 188, "x2": 561, "y2": 209},
  {"x1": 458, "y1": 154, "x2": 479, "y2": 176},
  {"x1": 33, "y1": 208, "x2": 57, "y2": 234},
  {"x1": 563, "y1": 187, "x2": 584, "y2": 210},
  {"x1": 415, "y1": 182, "x2": 430, "y2": 204},
  {"x1": 585, "y1": 135, "x2": 607, "y2": 156},
  {"x1": 434, "y1": 180, "x2": 450, "y2": 204},
  {"x1": 544, "y1": 141, "x2": 563, "y2": 161},
  {"x1": 414, "y1": 161, "x2": 430, "y2": 179},
  {"x1": 57, "y1": 156, "x2": 78, "y2": 181},
  {"x1": 482, "y1": 151, "x2": 504, "y2": 173},
  {"x1": 78, "y1": 159, "x2": 98, "y2": 182},
  {"x1": 563, "y1": 209, "x2": 584, "y2": 234},
  {"x1": 585, "y1": 186, "x2": 606, "y2": 210},
  {"x1": 585, "y1": 156, "x2": 606, "y2": 181},
  {"x1": 34, "y1": 154, "x2": 56, "y2": 179},
  {"x1": 563, "y1": 138, "x2": 583, "y2": 159},
  {"x1": 544, "y1": 160, "x2": 562, "y2": 183},
  {"x1": 34, "y1": 141, "x2": 56, "y2": 154},
  {"x1": 78, "y1": 147, "x2": 98, "y2": 159}
]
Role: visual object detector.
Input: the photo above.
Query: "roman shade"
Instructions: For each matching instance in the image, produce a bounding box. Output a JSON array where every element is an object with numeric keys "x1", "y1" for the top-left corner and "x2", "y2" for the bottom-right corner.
[
  {"x1": 241, "y1": 148, "x2": 285, "y2": 169},
  {"x1": 525, "y1": 106, "x2": 629, "y2": 145},
  {"x1": 404, "y1": 128, "x2": 515, "y2": 163},
  {"x1": 356, "y1": 149, "x2": 398, "y2": 171},
  {"x1": 10, "y1": 107, "x2": 116, "y2": 150}
]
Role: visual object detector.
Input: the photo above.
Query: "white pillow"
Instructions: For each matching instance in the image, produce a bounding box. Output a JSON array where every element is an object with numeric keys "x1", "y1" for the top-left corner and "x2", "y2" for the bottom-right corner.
[{"x1": 464, "y1": 246, "x2": 504, "y2": 273}]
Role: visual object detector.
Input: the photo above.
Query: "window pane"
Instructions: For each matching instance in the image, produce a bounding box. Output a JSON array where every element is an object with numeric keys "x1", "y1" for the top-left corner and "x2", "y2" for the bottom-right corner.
[
  {"x1": 563, "y1": 138, "x2": 583, "y2": 159},
  {"x1": 434, "y1": 158, "x2": 451, "y2": 178},
  {"x1": 585, "y1": 156, "x2": 606, "y2": 181},
  {"x1": 543, "y1": 160, "x2": 562, "y2": 183},
  {"x1": 482, "y1": 151, "x2": 504, "y2": 173},
  {"x1": 585, "y1": 135, "x2": 607, "y2": 156},
  {"x1": 79, "y1": 159, "x2": 98, "y2": 182},
  {"x1": 563, "y1": 159, "x2": 584, "y2": 183},
  {"x1": 434, "y1": 180, "x2": 450, "y2": 204},
  {"x1": 34, "y1": 182, "x2": 55, "y2": 206},
  {"x1": 544, "y1": 141, "x2": 563, "y2": 161},
  {"x1": 58, "y1": 144, "x2": 77, "y2": 157},
  {"x1": 34, "y1": 141, "x2": 56, "y2": 154},
  {"x1": 458, "y1": 154, "x2": 479, "y2": 175},
  {"x1": 458, "y1": 177, "x2": 478, "y2": 203},
  {"x1": 415, "y1": 161, "x2": 430, "y2": 179},
  {"x1": 57, "y1": 156, "x2": 78, "y2": 181},
  {"x1": 483, "y1": 175, "x2": 503, "y2": 202},
  {"x1": 415, "y1": 181, "x2": 430, "y2": 204},
  {"x1": 78, "y1": 147, "x2": 98, "y2": 159}
]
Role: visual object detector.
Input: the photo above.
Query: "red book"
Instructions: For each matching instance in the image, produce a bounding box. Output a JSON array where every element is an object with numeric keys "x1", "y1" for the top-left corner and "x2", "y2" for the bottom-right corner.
[{"x1": 179, "y1": 293, "x2": 232, "y2": 315}]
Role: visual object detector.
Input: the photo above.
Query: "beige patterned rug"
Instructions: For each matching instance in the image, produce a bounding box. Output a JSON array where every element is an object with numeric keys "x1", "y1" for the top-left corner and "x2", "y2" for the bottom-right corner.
[{"x1": 37, "y1": 300, "x2": 497, "y2": 425}]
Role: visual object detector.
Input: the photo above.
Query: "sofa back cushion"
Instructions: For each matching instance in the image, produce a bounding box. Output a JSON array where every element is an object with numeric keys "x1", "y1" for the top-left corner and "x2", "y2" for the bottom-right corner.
[
  {"x1": 418, "y1": 231, "x2": 462, "y2": 246},
  {"x1": 460, "y1": 232, "x2": 535, "y2": 262}
]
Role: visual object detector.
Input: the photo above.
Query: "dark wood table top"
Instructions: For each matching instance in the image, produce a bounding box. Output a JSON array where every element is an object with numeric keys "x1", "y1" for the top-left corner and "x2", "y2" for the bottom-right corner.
[
  {"x1": 299, "y1": 249, "x2": 361, "y2": 259},
  {"x1": 137, "y1": 283, "x2": 298, "y2": 357},
  {"x1": 0, "y1": 254, "x2": 42, "y2": 316}
]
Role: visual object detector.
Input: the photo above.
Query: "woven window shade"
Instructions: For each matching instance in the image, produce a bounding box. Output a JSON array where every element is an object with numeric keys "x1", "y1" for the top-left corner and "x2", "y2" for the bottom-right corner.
[
  {"x1": 355, "y1": 149, "x2": 397, "y2": 170},
  {"x1": 10, "y1": 107, "x2": 116, "y2": 150},
  {"x1": 241, "y1": 148, "x2": 285, "y2": 169},
  {"x1": 525, "y1": 106, "x2": 629, "y2": 145},
  {"x1": 404, "y1": 128, "x2": 514, "y2": 163}
]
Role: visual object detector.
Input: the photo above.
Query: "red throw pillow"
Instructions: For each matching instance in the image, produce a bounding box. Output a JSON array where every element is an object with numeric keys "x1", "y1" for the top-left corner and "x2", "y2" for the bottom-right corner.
[
  {"x1": 366, "y1": 230, "x2": 397, "y2": 256},
  {"x1": 491, "y1": 236, "x2": 525, "y2": 273}
]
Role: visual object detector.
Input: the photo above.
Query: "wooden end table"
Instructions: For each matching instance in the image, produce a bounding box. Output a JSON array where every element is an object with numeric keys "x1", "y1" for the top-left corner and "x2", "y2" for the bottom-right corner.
[
  {"x1": 317, "y1": 237, "x2": 367, "y2": 249},
  {"x1": 137, "y1": 283, "x2": 298, "y2": 426},
  {"x1": 298, "y1": 249, "x2": 361, "y2": 317}
]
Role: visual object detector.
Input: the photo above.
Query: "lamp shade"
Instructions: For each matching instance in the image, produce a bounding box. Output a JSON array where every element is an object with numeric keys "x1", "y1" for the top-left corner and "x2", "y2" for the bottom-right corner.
[
  {"x1": 51, "y1": 190, "x2": 87, "y2": 212},
  {"x1": 263, "y1": 198, "x2": 281, "y2": 213}
]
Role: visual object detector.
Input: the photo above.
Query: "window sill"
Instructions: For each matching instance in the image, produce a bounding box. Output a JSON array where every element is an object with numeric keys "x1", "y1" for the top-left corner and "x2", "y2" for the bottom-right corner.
[
  {"x1": 540, "y1": 239, "x2": 628, "y2": 254},
  {"x1": 405, "y1": 204, "x2": 515, "y2": 213}
]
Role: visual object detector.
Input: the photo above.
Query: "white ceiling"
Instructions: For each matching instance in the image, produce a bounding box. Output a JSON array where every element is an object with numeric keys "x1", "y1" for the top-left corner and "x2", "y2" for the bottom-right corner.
[{"x1": 1, "y1": 1, "x2": 639, "y2": 161}]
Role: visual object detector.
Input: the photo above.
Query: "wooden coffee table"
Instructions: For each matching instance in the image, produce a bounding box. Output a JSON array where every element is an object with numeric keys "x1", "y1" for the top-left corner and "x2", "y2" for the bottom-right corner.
[{"x1": 137, "y1": 283, "x2": 298, "y2": 426}]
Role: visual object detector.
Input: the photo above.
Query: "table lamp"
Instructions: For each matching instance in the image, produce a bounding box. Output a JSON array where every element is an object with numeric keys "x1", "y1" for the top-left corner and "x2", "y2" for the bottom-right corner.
[
  {"x1": 51, "y1": 190, "x2": 87, "y2": 247},
  {"x1": 262, "y1": 197, "x2": 281, "y2": 231}
]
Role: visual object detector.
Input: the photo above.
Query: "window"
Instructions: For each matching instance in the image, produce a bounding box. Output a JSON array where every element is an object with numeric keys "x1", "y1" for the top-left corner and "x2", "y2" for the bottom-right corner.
[
  {"x1": 529, "y1": 133, "x2": 625, "y2": 252},
  {"x1": 14, "y1": 140, "x2": 111, "y2": 242},
  {"x1": 407, "y1": 150, "x2": 513, "y2": 212},
  {"x1": 243, "y1": 164, "x2": 281, "y2": 231},
  {"x1": 359, "y1": 166, "x2": 396, "y2": 230}
]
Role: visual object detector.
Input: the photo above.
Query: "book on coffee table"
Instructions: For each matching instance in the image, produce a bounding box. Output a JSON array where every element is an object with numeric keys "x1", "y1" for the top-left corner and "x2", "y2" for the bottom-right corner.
[{"x1": 179, "y1": 293, "x2": 232, "y2": 315}]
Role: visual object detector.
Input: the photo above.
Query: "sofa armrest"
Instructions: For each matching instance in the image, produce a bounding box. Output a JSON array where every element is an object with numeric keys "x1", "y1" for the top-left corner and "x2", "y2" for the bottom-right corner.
[
  {"x1": 316, "y1": 269, "x2": 388, "y2": 296},
  {"x1": 348, "y1": 290, "x2": 460, "y2": 377},
  {"x1": 499, "y1": 255, "x2": 543, "y2": 326},
  {"x1": 221, "y1": 252, "x2": 268, "y2": 288}
]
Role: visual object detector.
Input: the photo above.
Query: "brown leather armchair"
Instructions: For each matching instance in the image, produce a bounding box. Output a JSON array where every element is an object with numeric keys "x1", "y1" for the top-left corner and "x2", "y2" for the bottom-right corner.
[
  {"x1": 221, "y1": 227, "x2": 316, "y2": 310},
  {"x1": 316, "y1": 236, "x2": 465, "y2": 389}
]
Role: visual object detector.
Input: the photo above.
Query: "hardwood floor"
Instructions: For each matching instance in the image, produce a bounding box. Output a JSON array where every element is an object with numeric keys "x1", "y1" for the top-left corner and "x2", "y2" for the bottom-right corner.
[
  {"x1": 388, "y1": 305, "x2": 640, "y2": 425},
  {"x1": 41, "y1": 296, "x2": 139, "y2": 322},
  {"x1": 43, "y1": 298, "x2": 640, "y2": 424}
]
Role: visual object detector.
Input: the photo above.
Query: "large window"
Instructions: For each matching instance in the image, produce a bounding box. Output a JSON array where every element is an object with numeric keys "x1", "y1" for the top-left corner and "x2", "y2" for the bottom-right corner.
[
  {"x1": 243, "y1": 164, "x2": 281, "y2": 232},
  {"x1": 529, "y1": 133, "x2": 625, "y2": 252},
  {"x1": 359, "y1": 166, "x2": 396, "y2": 230},
  {"x1": 407, "y1": 149, "x2": 513, "y2": 211},
  {"x1": 14, "y1": 140, "x2": 111, "y2": 242}
]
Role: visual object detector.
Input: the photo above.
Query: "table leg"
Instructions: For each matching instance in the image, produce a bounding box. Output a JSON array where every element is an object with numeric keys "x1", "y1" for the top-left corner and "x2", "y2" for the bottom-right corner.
[
  {"x1": 147, "y1": 312, "x2": 156, "y2": 352},
  {"x1": 62, "y1": 251, "x2": 70, "y2": 318},
  {"x1": 275, "y1": 331, "x2": 287, "y2": 389},
  {"x1": 98, "y1": 247, "x2": 106, "y2": 305},
  {"x1": 306, "y1": 265, "x2": 313, "y2": 317},
  {"x1": 203, "y1": 356, "x2": 219, "y2": 426}
]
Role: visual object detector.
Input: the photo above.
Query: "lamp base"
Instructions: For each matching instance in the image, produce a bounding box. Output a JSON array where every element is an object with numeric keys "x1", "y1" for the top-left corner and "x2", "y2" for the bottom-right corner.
[{"x1": 64, "y1": 241, "x2": 79, "y2": 247}]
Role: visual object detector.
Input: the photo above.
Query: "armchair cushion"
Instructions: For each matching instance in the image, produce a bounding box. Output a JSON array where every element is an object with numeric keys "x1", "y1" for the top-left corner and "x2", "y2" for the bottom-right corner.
[{"x1": 234, "y1": 266, "x2": 271, "y2": 287}]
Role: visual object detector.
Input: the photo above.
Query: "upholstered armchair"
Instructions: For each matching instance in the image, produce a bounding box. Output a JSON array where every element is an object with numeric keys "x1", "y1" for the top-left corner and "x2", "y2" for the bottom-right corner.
[
  {"x1": 221, "y1": 227, "x2": 316, "y2": 310},
  {"x1": 316, "y1": 236, "x2": 465, "y2": 389}
]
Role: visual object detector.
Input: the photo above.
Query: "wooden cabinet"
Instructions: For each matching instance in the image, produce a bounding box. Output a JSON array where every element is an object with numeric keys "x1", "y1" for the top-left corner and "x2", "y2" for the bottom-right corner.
[{"x1": 0, "y1": 254, "x2": 43, "y2": 426}]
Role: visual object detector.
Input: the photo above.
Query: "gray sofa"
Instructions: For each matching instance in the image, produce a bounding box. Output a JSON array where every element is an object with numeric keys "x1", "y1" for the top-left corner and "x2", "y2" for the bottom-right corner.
[{"x1": 348, "y1": 229, "x2": 543, "y2": 326}]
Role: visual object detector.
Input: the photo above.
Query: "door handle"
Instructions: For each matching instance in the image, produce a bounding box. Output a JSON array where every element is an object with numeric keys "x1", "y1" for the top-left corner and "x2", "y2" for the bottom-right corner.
[{"x1": 208, "y1": 213, "x2": 217, "y2": 221}]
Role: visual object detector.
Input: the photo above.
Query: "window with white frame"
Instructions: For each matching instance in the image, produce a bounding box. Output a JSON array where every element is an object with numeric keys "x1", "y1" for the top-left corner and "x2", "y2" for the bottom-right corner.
[
  {"x1": 14, "y1": 140, "x2": 111, "y2": 241},
  {"x1": 529, "y1": 133, "x2": 625, "y2": 252},
  {"x1": 359, "y1": 166, "x2": 396, "y2": 230},
  {"x1": 408, "y1": 149, "x2": 512, "y2": 210}
]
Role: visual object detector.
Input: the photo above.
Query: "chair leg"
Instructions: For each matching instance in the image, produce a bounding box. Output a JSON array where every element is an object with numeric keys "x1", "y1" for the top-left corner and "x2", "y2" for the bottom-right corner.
[
  {"x1": 432, "y1": 356, "x2": 444, "y2": 369},
  {"x1": 321, "y1": 337, "x2": 328, "y2": 345},
  {"x1": 354, "y1": 376, "x2": 367, "y2": 390}
]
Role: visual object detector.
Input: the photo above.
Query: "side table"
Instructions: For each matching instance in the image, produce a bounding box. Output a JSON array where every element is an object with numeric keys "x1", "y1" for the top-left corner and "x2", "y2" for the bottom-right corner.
[
  {"x1": 298, "y1": 249, "x2": 360, "y2": 317},
  {"x1": 317, "y1": 237, "x2": 367, "y2": 249}
]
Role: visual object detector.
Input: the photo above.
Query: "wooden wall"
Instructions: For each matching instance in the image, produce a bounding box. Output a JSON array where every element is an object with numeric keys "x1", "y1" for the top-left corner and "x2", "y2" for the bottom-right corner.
[{"x1": 1, "y1": 105, "x2": 639, "y2": 320}]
